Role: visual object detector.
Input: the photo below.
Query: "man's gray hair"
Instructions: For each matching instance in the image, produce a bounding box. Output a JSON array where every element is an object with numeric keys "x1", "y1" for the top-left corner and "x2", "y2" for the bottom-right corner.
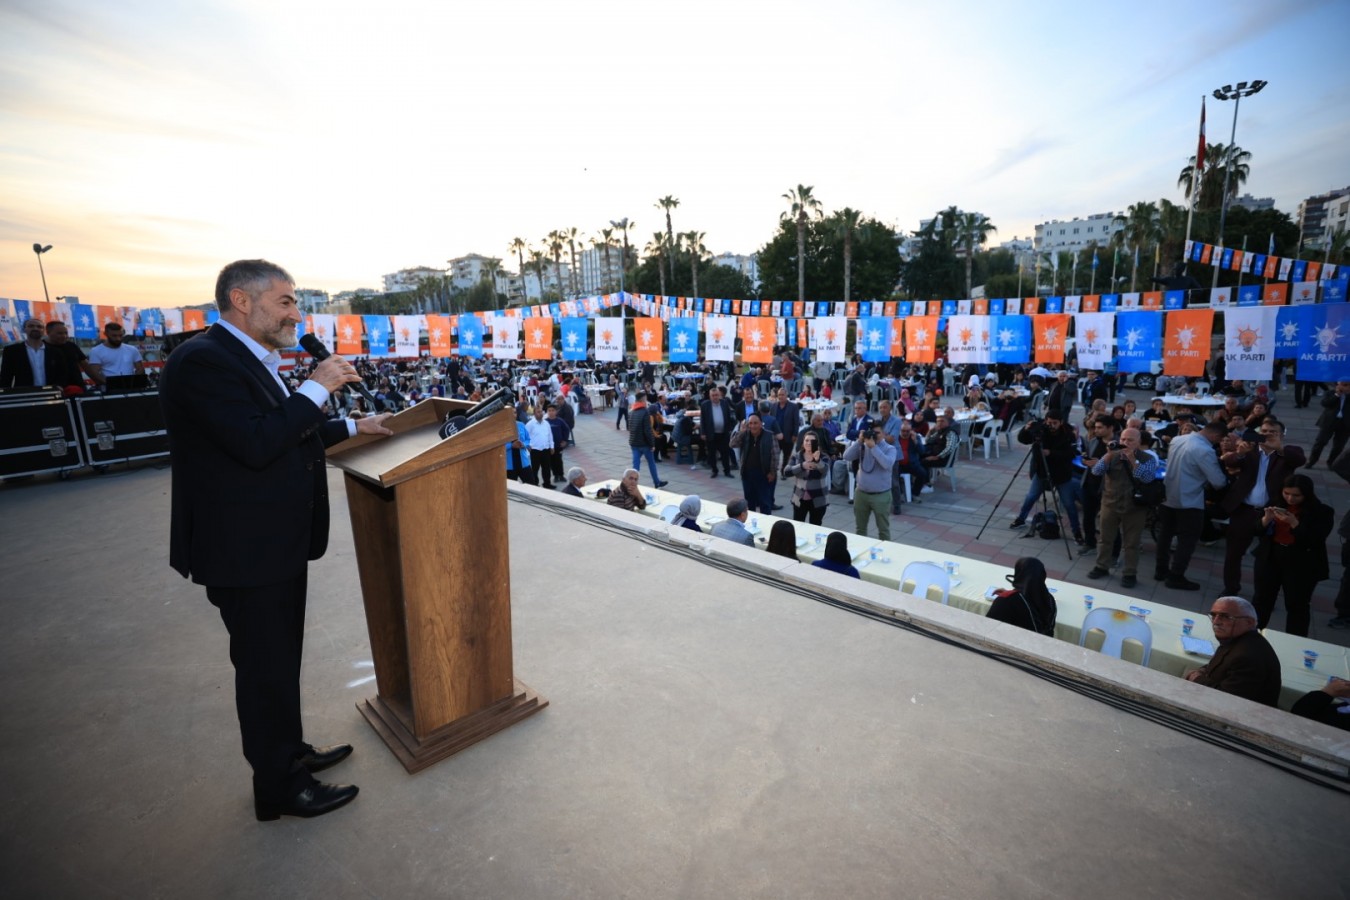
[
  {"x1": 726, "y1": 497, "x2": 749, "y2": 518},
  {"x1": 622, "y1": 468, "x2": 639, "y2": 479},
  {"x1": 1214, "y1": 596, "x2": 1258, "y2": 618},
  {"x1": 566, "y1": 466, "x2": 585, "y2": 484},
  {"x1": 215, "y1": 259, "x2": 294, "y2": 312}
]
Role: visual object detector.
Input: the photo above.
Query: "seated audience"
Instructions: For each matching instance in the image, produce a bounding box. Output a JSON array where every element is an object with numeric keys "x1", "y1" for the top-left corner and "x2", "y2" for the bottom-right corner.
[
  {"x1": 672, "y1": 495, "x2": 703, "y2": 532},
  {"x1": 709, "y1": 497, "x2": 755, "y2": 547},
  {"x1": 1290, "y1": 677, "x2": 1350, "y2": 731},
  {"x1": 987, "y1": 557, "x2": 1058, "y2": 636},
  {"x1": 561, "y1": 466, "x2": 587, "y2": 497},
  {"x1": 606, "y1": 469, "x2": 648, "y2": 512},
  {"x1": 811, "y1": 531, "x2": 860, "y2": 579},
  {"x1": 1184, "y1": 596, "x2": 1281, "y2": 706},
  {"x1": 765, "y1": 520, "x2": 799, "y2": 562}
]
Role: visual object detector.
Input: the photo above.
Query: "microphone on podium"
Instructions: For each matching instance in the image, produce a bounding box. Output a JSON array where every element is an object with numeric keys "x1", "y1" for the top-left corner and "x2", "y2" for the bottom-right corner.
[
  {"x1": 439, "y1": 388, "x2": 513, "y2": 440},
  {"x1": 299, "y1": 333, "x2": 384, "y2": 412}
]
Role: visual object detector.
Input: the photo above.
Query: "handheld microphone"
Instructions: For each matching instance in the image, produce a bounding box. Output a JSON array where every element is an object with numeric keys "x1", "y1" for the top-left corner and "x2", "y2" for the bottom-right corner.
[{"x1": 299, "y1": 334, "x2": 384, "y2": 412}]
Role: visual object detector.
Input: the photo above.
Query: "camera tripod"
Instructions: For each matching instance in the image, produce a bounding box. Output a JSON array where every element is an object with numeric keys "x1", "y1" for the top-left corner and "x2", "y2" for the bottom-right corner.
[{"x1": 975, "y1": 439, "x2": 1077, "y2": 560}]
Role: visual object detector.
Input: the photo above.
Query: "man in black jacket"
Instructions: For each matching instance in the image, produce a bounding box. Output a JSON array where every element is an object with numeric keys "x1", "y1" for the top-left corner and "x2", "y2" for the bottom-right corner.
[
  {"x1": 1308, "y1": 381, "x2": 1350, "y2": 467},
  {"x1": 1045, "y1": 370, "x2": 1076, "y2": 421},
  {"x1": 162, "y1": 259, "x2": 394, "y2": 821},
  {"x1": 1009, "y1": 409, "x2": 1082, "y2": 540},
  {"x1": 699, "y1": 385, "x2": 737, "y2": 477}
]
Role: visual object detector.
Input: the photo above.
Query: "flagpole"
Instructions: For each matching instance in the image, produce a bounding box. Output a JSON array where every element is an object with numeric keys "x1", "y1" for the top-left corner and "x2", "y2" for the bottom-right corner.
[
  {"x1": 1183, "y1": 95, "x2": 1205, "y2": 271},
  {"x1": 1237, "y1": 234, "x2": 1248, "y2": 291}
]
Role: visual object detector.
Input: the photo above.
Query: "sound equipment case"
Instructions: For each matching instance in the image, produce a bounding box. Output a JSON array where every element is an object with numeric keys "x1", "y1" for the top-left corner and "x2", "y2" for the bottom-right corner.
[
  {"x1": 0, "y1": 392, "x2": 85, "y2": 478},
  {"x1": 73, "y1": 391, "x2": 170, "y2": 466}
]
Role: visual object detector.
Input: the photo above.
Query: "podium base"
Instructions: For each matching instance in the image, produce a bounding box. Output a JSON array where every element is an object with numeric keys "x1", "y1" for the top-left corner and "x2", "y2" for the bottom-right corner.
[{"x1": 358, "y1": 680, "x2": 548, "y2": 774}]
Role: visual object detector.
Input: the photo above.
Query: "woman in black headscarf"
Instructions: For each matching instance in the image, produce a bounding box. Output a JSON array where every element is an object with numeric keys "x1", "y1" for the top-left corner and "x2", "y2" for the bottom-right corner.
[{"x1": 987, "y1": 556, "x2": 1057, "y2": 636}]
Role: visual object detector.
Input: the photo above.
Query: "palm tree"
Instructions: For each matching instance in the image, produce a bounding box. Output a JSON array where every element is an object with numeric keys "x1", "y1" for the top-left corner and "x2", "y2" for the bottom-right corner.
[
  {"x1": 833, "y1": 208, "x2": 863, "y2": 303},
  {"x1": 597, "y1": 227, "x2": 615, "y2": 292},
  {"x1": 546, "y1": 231, "x2": 566, "y2": 301},
  {"x1": 564, "y1": 226, "x2": 581, "y2": 298},
  {"x1": 683, "y1": 230, "x2": 707, "y2": 297},
  {"x1": 528, "y1": 248, "x2": 548, "y2": 300},
  {"x1": 1178, "y1": 143, "x2": 1252, "y2": 212},
  {"x1": 645, "y1": 232, "x2": 668, "y2": 296},
  {"x1": 481, "y1": 257, "x2": 502, "y2": 305},
  {"x1": 1114, "y1": 202, "x2": 1161, "y2": 291},
  {"x1": 609, "y1": 217, "x2": 633, "y2": 291},
  {"x1": 781, "y1": 184, "x2": 823, "y2": 304},
  {"x1": 955, "y1": 211, "x2": 997, "y2": 299},
  {"x1": 1156, "y1": 198, "x2": 1188, "y2": 272},
  {"x1": 655, "y1": 196, "x2": 679, "y2": 287},
  {"x1": 508, "y1": 237, "x2": 528, "y2": 304}
]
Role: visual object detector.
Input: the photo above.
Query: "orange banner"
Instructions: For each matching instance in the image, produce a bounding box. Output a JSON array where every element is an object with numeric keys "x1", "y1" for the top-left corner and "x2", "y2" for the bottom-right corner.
[
  {"x1": 1163, "y1": 308, "x2": 1212, "y2": 376},
  {"x1": 29, "y1": 300, "x2": 52, "y2": 324},
  {"x1": 524, "y1": 318, "x2": 553, "y2": 360},
  {"x1": 1023, "y1": 297, "x2": 1040, "y2": 315},
  {"x1": 1141, "y1": 292, "x2": 1162, "y2": 310},
  {"x1": 797, "y1": 318, "x2": 808, "y2": 349},
  {"x1": 182, "y1": 310, "x2": 206, "y2": 331},
  {"x1": 739, "y1": 316, "x2": 774, "y2": 363},
  {"x1": 426, "y1": 315, "x2": 452, "y2": 356},
  {"x1": 888, "y1": 318, "x2": 905, "y2": 357},
  {"x1": 1307, "y1": 262, "x2": 1322, "y2": 282},
  {"x1": 1034, "y1": 314, "x2": 1069, "y2": 363},
  {"x1": 1080, "y1": 295, "x2": 1100, "y2": 312},
  {"x1": 845, "y1": 302, "x2": 858, "y2": 319},
  {"x1": 337, "y1": 315, "x2": 363, "y2": 356},
  {"x1": 634, "y1": 317, "x2": 663, "y2": 361},
  {"x1": 95, "y1": 305, "x2": 118, "y2": 330},
  {"x1": 972, "y1": 299, "x2": 988, "y2": 315},
  {"x1": 1262, "y1": 283, "x2": 1287, "y2": 306},
  {"x1": 905, "y1": 316, "x2": 938, "y2": 363}
]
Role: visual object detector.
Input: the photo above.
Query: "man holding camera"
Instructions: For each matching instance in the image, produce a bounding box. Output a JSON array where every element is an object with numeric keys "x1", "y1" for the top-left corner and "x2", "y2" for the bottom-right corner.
[
  {"x1": 1086, "y1": 427, "x2": 1158, "y2": 588},
  {"x1": 843, "y1": 421, "x2": 897, "y2": 540},
  {"x1": 1010, "y1": 409, "x2": 1082, "y2": 540},
  {"x1": 1218, "y1": 416, "x2": 1305, "y2": 597}
]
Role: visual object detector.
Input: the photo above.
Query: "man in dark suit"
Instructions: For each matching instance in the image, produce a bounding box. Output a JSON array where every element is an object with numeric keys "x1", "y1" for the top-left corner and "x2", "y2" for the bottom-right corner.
[
  {"x1": 1184, "y1": 596, "x2": 1281, "y2": 706},
  {"x1": 161, "y1": 259, "x2": 393, "y2": 821},
  {"x1": 1308, "y1": 381, "x2": 1350, "y2": 468},
  {"x1": 1081, "y1": 370, "x2": 1108, "y2": 409},
  {"x1": 1045, "y1": 370, "x2": 1075, "y2": 421},
  {"x1": 699, "y1": 385, "x2": 737, "y2": 477},
  {"x1": 1218, "y1": 417, "x2": 1305, "y2": 596},
  {"x1": 771, "y1": 386, "x2": 801, "y2": 470},
  {"x1": 0, "y1": 317, "x2": 71, "y2": 389}
]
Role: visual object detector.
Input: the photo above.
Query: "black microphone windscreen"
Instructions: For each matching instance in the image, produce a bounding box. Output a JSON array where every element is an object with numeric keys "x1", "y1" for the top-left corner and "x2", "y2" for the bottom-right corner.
[
  {"x1": 439, "y1": 415, "x2": 469, "y2": 440},
  {"x1": 299, "y1": 333, "x2": 331, "y2": 360}
]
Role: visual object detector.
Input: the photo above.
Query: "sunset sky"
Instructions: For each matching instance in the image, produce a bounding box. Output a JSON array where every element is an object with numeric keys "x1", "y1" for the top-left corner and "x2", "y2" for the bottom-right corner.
[{"x1": 2, "y1": 0, "x2": 1347, "y2": 309}]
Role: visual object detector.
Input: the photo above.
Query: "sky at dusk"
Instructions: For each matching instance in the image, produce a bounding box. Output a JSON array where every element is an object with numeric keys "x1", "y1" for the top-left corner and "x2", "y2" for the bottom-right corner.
[{"x1": 2, "y1": 0, "x2": 1348, "y2": 309}]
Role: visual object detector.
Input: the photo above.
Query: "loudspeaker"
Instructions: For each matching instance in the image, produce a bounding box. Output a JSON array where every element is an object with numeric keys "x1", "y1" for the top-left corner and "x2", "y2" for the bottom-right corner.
[
  {"x1": 0, "y1": 397, "x2": 84, "y2": 478},
  {"x1": 74, "y1": 391, "x2": 169, "y2": 465}
]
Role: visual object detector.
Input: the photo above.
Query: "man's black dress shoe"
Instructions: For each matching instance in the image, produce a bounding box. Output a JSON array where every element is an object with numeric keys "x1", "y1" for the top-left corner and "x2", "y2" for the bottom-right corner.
[
  {"x1": 256, "y1": 783, "x2": 359, "y2": 821},
  {"x1": 298, "y1": 743, "x2": 353, "y2": 773}
]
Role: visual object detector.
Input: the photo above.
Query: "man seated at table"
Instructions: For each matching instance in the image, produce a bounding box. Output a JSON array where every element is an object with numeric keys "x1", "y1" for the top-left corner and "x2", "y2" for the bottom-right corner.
[
  {"x1": 895, "y1": 420, "x2": 929, "y2": 499},
  {"x1": 709, "y1": 497, "x2": 755, "y2": 547},
  {"x1": 921, "y1": 414, "x2": 956, "y2": 472},
  {"x1": 1183, "y1": 596, "x2": 1281, "y2": 707},
  {"x1": 606, "y1": 469, "x2": 648, "y2": 512},
  {"x1": 561, "y1": 466, "x2": 587, "y2": 497}
]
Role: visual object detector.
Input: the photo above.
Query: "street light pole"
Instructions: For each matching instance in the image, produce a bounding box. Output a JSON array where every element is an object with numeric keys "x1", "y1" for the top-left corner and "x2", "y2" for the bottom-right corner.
[
  {"x1": 1210, "y1": 80, "x2": 1267, "y2": 288},
  {"x1": 32, "y1": 243, "x2": 53, "y2": 303}
]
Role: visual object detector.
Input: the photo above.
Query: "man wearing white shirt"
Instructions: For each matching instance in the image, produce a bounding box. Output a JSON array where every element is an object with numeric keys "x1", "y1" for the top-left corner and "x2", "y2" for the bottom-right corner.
[
  {"x1": 88, "y1": 323, "x2": 145, "y2": 380},
  {"x1": 524, "y1": 405, "x2": 555, "y2": 489}
]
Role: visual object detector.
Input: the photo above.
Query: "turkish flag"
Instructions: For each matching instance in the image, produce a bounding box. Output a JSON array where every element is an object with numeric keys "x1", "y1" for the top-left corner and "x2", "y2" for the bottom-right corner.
[{"x1": 524, "y1": 317, "x2": 553, "y2": 360}]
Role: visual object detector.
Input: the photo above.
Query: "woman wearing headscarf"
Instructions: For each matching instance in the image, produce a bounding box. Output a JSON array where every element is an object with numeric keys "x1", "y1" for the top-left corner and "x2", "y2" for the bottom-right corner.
[
  {"x1": 987, "y1": 557, "x2": 1057, "y2": 637},
  {"x1": 672, "y1": 495, "x2": 703, "y2": 533},
  {"x1": 765, "y1": 520, "x2": 799, "y2": 562},
  {"x1": 1253, "y1": 472, "x2": 1333, "y2": 636},
  {"x1": 811, "y1": 531, "x2": 860, "y2": 579}
]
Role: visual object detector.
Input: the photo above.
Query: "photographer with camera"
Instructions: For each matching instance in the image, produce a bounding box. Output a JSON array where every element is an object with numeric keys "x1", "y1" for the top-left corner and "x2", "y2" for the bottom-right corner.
[
  {"x1": 1218, "y1": 416, "x2": 1305, "y2": 597},
  {"x1": 1009, "y1": 409, "x2": 1083, "y2": 541},
  {"x1": 843, "y1": 421, "x2": 897, "y2": 540},
  {"x1": 1085, "y1": 427, "x2": 1158, "y2": 588},
  {"x1": 1080, "y1": 415, "x2": 1117, "y2": 552}
]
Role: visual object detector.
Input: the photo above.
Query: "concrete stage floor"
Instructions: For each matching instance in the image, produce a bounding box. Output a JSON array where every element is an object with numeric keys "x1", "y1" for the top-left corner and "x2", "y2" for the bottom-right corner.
[{"x1": 1, "y1": 464, "x2": 1347, "y2": 899}]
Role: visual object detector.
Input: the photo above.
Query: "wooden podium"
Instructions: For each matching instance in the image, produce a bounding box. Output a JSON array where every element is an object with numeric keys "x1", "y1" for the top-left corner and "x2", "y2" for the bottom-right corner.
[{"x1": 327, "y1": 398, "x2": 546, "y2": 772}]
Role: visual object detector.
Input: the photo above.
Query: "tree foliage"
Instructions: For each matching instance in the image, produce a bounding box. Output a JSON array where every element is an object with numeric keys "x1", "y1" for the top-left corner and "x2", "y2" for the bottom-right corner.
[{"x1": 758, "y1": 212, "x2": 902, "y2": 302}]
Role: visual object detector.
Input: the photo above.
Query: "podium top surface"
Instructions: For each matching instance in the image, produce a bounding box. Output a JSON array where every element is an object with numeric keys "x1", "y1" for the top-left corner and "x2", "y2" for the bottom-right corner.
[{"x1": 326, "y1": 397, "x2": 516, "y2": 487}]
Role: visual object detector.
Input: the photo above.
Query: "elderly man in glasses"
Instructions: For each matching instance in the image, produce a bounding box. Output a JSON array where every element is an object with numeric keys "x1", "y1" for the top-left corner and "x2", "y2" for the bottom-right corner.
[{"x1": 1183, "y1": 596, "x2": 1281, "y2": 706}]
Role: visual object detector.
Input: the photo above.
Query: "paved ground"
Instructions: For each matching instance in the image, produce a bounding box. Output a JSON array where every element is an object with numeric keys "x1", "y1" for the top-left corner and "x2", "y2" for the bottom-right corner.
[{"x1": 562, "y1": 387, "x2": 1350, "y2": 649}]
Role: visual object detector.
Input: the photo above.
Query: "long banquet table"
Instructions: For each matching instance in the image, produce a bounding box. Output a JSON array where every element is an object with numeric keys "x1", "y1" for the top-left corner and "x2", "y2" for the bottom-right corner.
[{"x1": 584, "y1": 481, "x2": 1348, "y2": 710}]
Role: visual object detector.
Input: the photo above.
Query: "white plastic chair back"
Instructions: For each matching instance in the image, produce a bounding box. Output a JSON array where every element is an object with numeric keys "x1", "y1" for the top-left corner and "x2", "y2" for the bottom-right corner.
[
  {"x1": 901, "y1": 562, "x2": 950, "y2": 605},
  {"x1": 976, "y1": 419, "x2": 1002, "y2": 460},
  {"x1": 1078, "y1": 607, "x2": 1154, "y2": 666},
  {"x1": 659, "y1": 505, "x2": 680, "y2": 524}
]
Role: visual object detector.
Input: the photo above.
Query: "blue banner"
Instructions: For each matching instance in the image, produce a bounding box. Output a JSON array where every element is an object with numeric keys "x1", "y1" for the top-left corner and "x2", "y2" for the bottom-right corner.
[
  {"x1": 206, "y1": 310, "x2": 220, "y2": 325},
  {"x1": 1291, "y1": 260, "x2": 1308, "y2": 282},
  {"x1": 1220, "y1": 248, "x2": 1234, "y2": 269},
  {"x1": 1191, "y1": 243, "x2": 1204, "y2": 262},
  {"x1": 668, "y1": 317, "x2": 699, "y2": 363},
  {"x1": 138, "y1": 308, "x2": 163, "y2": 336},
  {"x1": 858, "y1": 301, "x2": 872, "y2": 317},
  {"x1": 858, "y1": 317, "x2": 890, "y2": 363},
  {"x1": 897, "y1": 301, "x2": 912, "y2": 317},
  {"x1": 1237, "y1": 285, "x2": 1261, "y2": 306},
  {"x1": 1323, "y1": 278, "x2": 1348, "y2": 303},
  {"x1": 1250, "y1": 253, "x2": 1266, "y2": 275},
  {"x1": 816, "y1": 302, "x2": 830, "y2": 317},
  {"x1": 941, "y1": 300, "x2": 958, "y2": 316},
  {"x1": 988, "y1": 298, "x2": 1005, "y2": 316},
  {"x1": 1099, "y1": 294, "x2": 1119, "y2": 312},
  {"x1": 786, "y1": 317, "x2": 797, "y2": 348},
  {"x1": 1116, "y1": 311, "x2": 1162, "y2": 373},
  {"x1": 549, "y1": 303, "x2": 561, "y2": 320},
  {"x1": 362, "y1": 316, "x2": 390, "y2": 357},
  {"x1": 1044, "y1": 296, "x2": 1063, "y2": 313},
  {"x1": 1164, "y1": 291, "x2": 1186, "y2": 310},
  {"x1": 11, "y1": 299, "x2": 31, "y2": 323},
  {"x1": 70, "y1": 303, "x2": 97, "y2": 338},
  {"x1": 1276, "y1": 305, "x2": 1310, "y2": 358},
  {"x1": 991, "y1": 315, "x2": 1032, "y2": 364},
  {"x1": 560, "y1": 318, "x2": 588, "y2": 360},
  {"x1": 1296, "y1": 304, "x2": 1350, "y2": 381},
  {"x1": 748, "y1": 300, "x2": 759, "y2": 316},
  {"x1": 457, "y1": 314, "x2": 484, "y2": 358}
]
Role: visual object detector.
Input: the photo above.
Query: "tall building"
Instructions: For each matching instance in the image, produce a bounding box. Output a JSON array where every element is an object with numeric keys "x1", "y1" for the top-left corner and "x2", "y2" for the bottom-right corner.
[
  {"x1": 578, "y1": 245, "x2": 624, "y2": 295},
  {"x1": 1034, "y1": 212, "x2": 1123, "y2": 256},
  {"x1": 1231, "y1": 193, "x2": 1275, "y2": 212},
  {"x1": 382, "y1": 266, "x2": 445, "y2": 294},
  {"x1": 295, "y1": 288, "x2": 329, "y2": 314},
  {"x1": 1298, "y1": 186, "x2": 1350, "y2": 251},
  {"x1": 709, "y1": 252, "x2": 759, "y2": 290}
]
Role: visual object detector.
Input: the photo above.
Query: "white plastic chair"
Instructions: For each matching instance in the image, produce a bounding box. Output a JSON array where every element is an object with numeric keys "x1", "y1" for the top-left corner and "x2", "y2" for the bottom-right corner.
[
  {"x1": 973, "y1": 419, "x2": 1002, "y2": 460},
  {"x1": 659, "y1": 504, "x2": 679, "y2": 524},
  {"x1": 1078, "y1": 607, "x2": 1154, "y2": 666},
  {"x1": 900, "y1": 562, "x2": 950, "y2": 605}
]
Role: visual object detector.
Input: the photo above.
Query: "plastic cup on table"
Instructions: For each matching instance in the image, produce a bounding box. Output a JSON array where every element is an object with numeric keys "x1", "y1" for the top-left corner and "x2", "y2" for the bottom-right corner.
[
  {"x1": 1303, "y1": 650, "x2": 1319, "y2": 670},
  {"x1": 815, "y1": 532, "x2": 825, "y2": 547},
  {"x1": 1129, "y1": 605, "x2": 1150, "y2": 622},
  {"x1": 1083, "y1": 595, "x2": 1094, "y2": 611},
  {"x1": 869, "y1": 546, "x2": 880, "y2": 561},
  {"x1": 1181, "y1": 618, "x2": 1195, "y2": 635},
  {"x1": 944, "y1": 561, "x2": 959, "y2": 577}
]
